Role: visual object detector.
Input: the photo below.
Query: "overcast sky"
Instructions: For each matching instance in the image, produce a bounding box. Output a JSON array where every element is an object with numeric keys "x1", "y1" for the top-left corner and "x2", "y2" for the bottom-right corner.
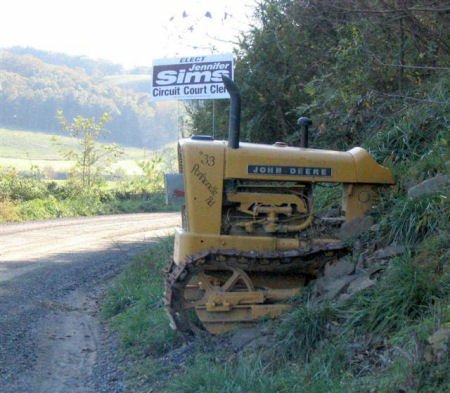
[{"x1": 0, "y1": 0, "x2": 256, "y2": 68}]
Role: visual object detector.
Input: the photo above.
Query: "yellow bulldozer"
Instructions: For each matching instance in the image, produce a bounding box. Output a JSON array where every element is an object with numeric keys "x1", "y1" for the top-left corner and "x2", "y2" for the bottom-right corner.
[{"x1": 165, "y1": 77, "x2": 394, "y2": 336}]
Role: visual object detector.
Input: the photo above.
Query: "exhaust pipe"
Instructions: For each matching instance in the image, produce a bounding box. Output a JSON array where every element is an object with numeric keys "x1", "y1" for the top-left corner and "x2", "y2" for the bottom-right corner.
[
  {"x1": 297, "y1": 117, "x2": 312, "y2": 148},
  {"x1": 222, "y1": 75, "x2": 241, "y2": 149}
]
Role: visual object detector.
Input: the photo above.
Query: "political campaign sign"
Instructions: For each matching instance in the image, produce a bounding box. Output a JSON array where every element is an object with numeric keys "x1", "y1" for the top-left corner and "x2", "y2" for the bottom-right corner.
[{"x1": 151, "y1": 54, "x2": 233, "y2": 101}]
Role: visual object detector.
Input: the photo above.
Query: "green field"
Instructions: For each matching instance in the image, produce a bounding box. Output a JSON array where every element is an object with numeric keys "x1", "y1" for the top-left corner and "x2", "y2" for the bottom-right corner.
[{"x1": 0, "y1": 127, "x2": 153, "y2": 174}]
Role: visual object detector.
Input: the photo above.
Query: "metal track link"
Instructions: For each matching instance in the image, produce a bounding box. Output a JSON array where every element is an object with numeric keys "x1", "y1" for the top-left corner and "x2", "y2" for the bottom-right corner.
[{"x1": 164, "y1": 242, "x2": 347, "y2": 336}]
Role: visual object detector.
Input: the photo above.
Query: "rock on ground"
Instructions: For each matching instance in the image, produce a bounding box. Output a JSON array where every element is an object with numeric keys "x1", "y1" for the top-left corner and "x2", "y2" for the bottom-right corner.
[{"x1": 407, "y1": 174, "x2": 450, "y2": 199}]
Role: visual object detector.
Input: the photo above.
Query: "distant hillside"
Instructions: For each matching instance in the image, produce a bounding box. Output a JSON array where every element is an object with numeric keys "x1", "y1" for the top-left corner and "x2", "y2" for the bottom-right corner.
[
  {"x1": 104, "y1": 74, "x2": 152, "y2": 93},
  {"x1": 0, "y1": 48, "x2": 177, "y2": 149},
  {"x1": 7, "y1": 46, "x2": 124, "y2": 77}
]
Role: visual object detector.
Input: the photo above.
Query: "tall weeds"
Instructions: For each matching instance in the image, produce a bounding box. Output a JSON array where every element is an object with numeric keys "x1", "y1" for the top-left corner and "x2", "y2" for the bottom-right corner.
[{"x1": 344, "y1": 254, "x2": 447, "y2": 337}]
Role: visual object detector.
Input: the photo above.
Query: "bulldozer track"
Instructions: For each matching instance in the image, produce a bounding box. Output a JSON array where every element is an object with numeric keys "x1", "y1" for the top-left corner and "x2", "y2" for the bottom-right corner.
[{"x1": 164, "y1": 242, "x2": 347, "y2": 336}]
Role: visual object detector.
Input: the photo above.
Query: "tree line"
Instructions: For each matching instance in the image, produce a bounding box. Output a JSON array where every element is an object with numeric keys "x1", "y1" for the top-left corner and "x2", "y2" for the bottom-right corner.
[
  {"x1": 0, "y1": 49, "x2": 177, "y2": 149},
  {"x1": 190, "y1": 0, "x2": 449, "y2": 154}
]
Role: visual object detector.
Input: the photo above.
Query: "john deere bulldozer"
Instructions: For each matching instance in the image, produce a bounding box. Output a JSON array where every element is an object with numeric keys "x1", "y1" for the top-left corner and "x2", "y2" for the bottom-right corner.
[{"x1": 164, "y1": 77, "x2": 394, "y2": 336}]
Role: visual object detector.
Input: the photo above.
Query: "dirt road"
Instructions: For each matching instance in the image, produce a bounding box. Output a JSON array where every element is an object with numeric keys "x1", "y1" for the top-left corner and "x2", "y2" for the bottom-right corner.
[{"x1": 0, "y1": 213, "x2": 180, "y2": 393}]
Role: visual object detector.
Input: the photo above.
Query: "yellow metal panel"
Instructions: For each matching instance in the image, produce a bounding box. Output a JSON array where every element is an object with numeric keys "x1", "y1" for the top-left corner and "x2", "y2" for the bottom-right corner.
[
  {"x1": 225, "y1": 142, "x2": 394, "y2": 184},
  {"x1": 181, "y1": 139, "x2": 226, "y2": 234},
  {"x1": 173, "y1": 229, "x2": 277, "y2": 264},
  {"x1": 342, "y1": 184, "x2": 378, "y2": 221},
  {"x1": 225, "y1": 142, "x2": 356, "y2": 182},
  {"x1": 348, "y1": 147, "x2": 395, "y2": 184},
  {"x1": 173, "y1": 229, "x2": 342, "y2": 264},
  {"x1": 196, "y1": 304, "x2": 290, "y2": 322}
]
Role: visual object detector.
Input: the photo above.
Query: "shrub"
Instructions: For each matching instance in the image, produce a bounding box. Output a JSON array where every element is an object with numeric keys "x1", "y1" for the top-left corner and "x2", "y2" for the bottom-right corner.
[
  {"x1": 18, "y1": 196, "x2": 64, "y2": 220},
  {"x1": 0, "y1": 167, "x2": 49, "y2": 201},
  {"x1": 0, "y1": 199, "x2": 19, "y2": 222}
]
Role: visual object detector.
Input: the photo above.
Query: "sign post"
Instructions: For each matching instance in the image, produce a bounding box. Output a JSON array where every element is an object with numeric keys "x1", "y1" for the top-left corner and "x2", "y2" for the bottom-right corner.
[{"x1": 154, "y1": 54, "x2": 234, "y2": 204}]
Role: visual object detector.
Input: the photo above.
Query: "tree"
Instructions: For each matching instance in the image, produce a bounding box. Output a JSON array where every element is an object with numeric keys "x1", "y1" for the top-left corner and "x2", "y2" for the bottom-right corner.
[
  {"x1": 57, "y1": 111, "x2": 123, "y2": 190},
  {"x1": 185, "y1": 99, "x2": 229, "y2": 140},
  {"x1": 186, "y1": 0, "x2": 449, "y2": 150},
  {"x1": 0, "y1": 51, "x2": 173, "y2": 148}
]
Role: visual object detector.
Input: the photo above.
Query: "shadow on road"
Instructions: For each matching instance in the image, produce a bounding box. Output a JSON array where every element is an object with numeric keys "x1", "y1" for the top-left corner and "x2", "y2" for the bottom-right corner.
[{"x1": 0, "y1": 236, "x2": 166, "y2": 393}]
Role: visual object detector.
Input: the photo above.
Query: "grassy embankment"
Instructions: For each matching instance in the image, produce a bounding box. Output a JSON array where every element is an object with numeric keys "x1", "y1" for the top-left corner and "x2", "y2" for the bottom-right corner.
[
  {"x1": 0, "y1": 128, "x2": 177, "y2": 222},
  {"x1": 103, "y1": 215, "x2": 449, "y2": 392},
  {"x1": 105, "y1": 210, "x2": 449, "y2": 392},
  {"x1": 103, "y1": 78, "x2": 449, "y2": 391}
]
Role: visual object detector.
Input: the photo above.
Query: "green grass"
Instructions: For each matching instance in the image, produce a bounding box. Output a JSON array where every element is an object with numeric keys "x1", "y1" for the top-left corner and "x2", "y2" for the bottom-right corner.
[
  {"x1": 16, "y1": 194, "x2": 108, "y2": 220},
  {"x1": 0, "y1": 127, "x2": 152, "y2": 174},
  {"x1": 103, "y1": 237, "x2": 182, "y2": 357},
  {"x1": 343, "y1": 252, "x2": 448, "y2": 336},
  {"x1": 0, "y1": 161, "x2": 175, "y2": 222},
  {"x1": 103, "y1": 231, "x2": 449, "y2": 393},
  {"x1": 164, "y1": 345, "x2": 351, "y2": 393},
  {"x1": 165, "y1": 353, "x2": 285, "y2": 393},
  {"x1": 102, "y1": 236, "x2": 186, "y2": 392},
  {"x1": 0, "y1": 193, "x2": 174, "y2": 223},
  {"x1": 0, "y1": 127, "x2": 146, "y2": 159},
  {"x1": 384, "y1": 192, "x2": 450, "y2": 245},
  {"x1": 0, "y1": 127, "x2": 73, "y2": 160},
  {"x1": 272, "y1": 301, "x2": 339, "y2": 363},
  {"x1": 0, "y1": 136, "x2": 177, "y2": 222}
]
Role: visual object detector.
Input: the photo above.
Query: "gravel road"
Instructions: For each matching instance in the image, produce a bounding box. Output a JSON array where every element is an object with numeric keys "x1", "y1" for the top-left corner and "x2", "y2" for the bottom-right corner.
[{"x1": 0, "y1": 213, "x2": 180, "y2": 393}]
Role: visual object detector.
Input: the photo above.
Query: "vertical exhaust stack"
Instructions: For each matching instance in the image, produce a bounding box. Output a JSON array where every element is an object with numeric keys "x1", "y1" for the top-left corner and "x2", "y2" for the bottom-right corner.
[
  {"x1": 222, "y1": 76, "x2": 241, "y2": 149},
  {"x1": 297, "y1": 117, "x2": 312, "y2": 148}
]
